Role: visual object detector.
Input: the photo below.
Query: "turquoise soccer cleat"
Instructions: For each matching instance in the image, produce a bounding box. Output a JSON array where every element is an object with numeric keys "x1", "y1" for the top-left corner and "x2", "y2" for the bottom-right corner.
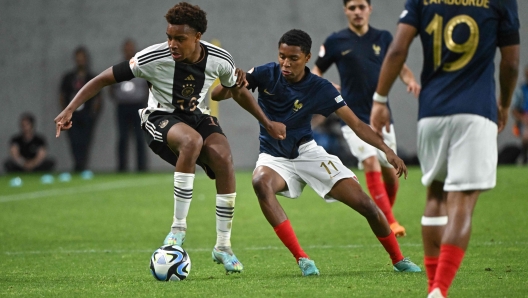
[
  {"x1": 393, "y1": 257, "x2": 422, "y2": 272},
  {"x1": 298, "y1": 258, "x2": 320, "y2": 276},
  {"x1": 212, "y1": 247, "x2": 244, "y2": 274},
  {"x1": 163, "y1": 231, "x2": 186, "y2": 247}
]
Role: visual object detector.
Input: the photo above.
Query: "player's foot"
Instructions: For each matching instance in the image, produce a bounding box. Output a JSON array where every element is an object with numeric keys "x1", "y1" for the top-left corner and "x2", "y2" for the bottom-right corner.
[
  {"x1": 163, "y1": 231, "x2": 185, "y2": 246},
  {"x1": 298, "y1": 258, "x2": 320, "y2": 276},
  {"x1": 427, "y1": 288, "x2": 445, "y2": 298},
  {"x1": 212, "y1": 246, "x2": 243, "y2": 274},
  {"x1": 390, "y1": 222, "x2": 407, "y2": 237},
  {"x1": 393, "y1": 257, "x2": 421, "y2": 272}
]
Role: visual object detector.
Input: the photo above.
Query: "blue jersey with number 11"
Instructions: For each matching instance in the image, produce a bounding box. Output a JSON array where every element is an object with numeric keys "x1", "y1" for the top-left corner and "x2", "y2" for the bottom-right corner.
[{"x1": 400, "y1": 0, "x2": 519, "y2": 122}]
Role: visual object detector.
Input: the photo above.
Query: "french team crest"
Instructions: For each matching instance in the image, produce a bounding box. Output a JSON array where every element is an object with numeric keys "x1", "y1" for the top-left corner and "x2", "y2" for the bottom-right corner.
[
  {"x1": 373, "y1": 44, "x2": 381, "y2": 56},
  {"x1": 159, "y1": 120, "x2": 169, "y2": 129},
  {"x1": 293, "y1": 100, "x2": 303, "y2": 112}
]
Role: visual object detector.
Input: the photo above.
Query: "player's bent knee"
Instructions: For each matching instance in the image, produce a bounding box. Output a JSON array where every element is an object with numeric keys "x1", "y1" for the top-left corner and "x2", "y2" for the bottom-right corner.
[
  {"x1": 252, "y1": 173, "x2": 274, "y2": 198},
  {"x1": 175, "y1": 135, "x2": 203, "y2": 158}
]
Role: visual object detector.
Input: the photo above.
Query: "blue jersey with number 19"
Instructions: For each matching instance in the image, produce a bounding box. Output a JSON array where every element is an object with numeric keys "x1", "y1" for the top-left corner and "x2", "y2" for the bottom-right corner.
[{"x1": 399, "y1": 0, "x2": 519, "y2": 122}]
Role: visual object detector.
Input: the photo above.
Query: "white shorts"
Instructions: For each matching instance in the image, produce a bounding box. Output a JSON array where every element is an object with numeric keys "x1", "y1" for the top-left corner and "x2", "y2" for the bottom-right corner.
[
  {"x1": 254, "y1": 140, "x2": 358, "y2": 202},
  {"x1": 341, "y1": 124, "x2": 397, "y2": 169},
  {"x1": 417, "y1": 114, "x2": 497, "y2": 191}
]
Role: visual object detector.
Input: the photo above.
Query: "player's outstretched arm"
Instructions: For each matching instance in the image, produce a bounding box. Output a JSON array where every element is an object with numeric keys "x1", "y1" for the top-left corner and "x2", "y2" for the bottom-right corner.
[
  {"x1": 371, "y1": 23, "x2": 417, "y2": 135},
  {"x1": 336, "y1": 106, "x2": 407, "y2": 178},
  {"x1": 54, "y1": 67, "x2": 116, "y2": 138},
  {"x1": 211, "y1": 84, "x2": 232, "y2": 101},
  {"x1": 230, "y1": 87, "x2": 286, "y2": 140},
  {"x1": 497, "y1": 44, "x2": 520, "y2": 133}
]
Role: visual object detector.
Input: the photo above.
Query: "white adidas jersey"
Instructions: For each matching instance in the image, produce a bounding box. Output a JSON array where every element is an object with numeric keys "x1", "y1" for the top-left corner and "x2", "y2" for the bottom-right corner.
[{"x1": 129, "y1": 40, "x2": 237, "y2": 122}]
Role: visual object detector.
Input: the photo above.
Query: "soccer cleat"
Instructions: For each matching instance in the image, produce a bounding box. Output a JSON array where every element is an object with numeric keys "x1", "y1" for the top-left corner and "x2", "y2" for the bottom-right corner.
[
  {"x1": 427, "y1": 288, "x2": 445, "y2": 298},
  {"x1": 298, "y1": 258, "x2": 320, "y2": 276},
  {"x1": 212, "y1": 247, "x2": 243, "y2": 273},
  {"x1": 390, "y1": 222, "x2": 407, "y2": 237},
  {"x1": 163, "y1": 231, "x2": 186, "y2": 246},
  {"x1": 393, "y1": 257, "x2": 421, "y2": 272}
]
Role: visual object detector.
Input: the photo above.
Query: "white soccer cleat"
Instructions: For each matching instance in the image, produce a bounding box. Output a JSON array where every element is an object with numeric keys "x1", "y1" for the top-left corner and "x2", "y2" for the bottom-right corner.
[{"x1": 427, "y1": 288, "x2": 445, "y2": 298}]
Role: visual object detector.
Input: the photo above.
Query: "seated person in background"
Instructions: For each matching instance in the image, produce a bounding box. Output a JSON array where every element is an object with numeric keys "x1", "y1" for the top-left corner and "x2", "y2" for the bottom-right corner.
[{"x1": 4, "y1": 112, "x2": 55, "y2": 173}]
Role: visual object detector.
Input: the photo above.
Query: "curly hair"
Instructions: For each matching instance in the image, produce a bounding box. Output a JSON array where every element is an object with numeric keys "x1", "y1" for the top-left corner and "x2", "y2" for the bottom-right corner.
[
  {"x1": 165, "y1": 2, "x2": 207, "y2": 34},
  {"x1": 278, "y1": 29, "x2": 312, "y2": 55}
]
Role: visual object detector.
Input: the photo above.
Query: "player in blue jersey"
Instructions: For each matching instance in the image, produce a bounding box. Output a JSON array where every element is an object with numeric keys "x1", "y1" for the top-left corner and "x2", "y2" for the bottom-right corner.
[
  {"x1": 312, "y1": 0, "x2": 421, "y2": 238},
  {"x1": 55, "y1": 2, "x2": 286, "y2": 274},
  {"x1": 212, "y1": 29, "x2": 421, "y2": 276},
  {"x1": 371, "y1": 1, "x2": 519, "y2": 296}
]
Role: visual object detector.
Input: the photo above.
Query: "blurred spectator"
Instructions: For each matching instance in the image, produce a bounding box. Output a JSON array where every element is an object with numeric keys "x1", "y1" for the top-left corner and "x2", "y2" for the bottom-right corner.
[
  {"x1": 59, "y1": 46, "x2": 102, "y2": 173},
  {"x1": 512, "y1": 64, "x2": 528, "y2": 164},
  {"x1": 4, "y1": 112, "x2": 55, "y2": 173},
  {"x1": 109, "y1": 39, "x2": 149, "y2": 172}
]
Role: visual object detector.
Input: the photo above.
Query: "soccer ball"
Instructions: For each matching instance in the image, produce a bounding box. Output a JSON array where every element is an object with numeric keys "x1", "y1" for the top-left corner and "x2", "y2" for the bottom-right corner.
[{"x1": 150, "y1": 245, "x2": 191, "y2": 281}]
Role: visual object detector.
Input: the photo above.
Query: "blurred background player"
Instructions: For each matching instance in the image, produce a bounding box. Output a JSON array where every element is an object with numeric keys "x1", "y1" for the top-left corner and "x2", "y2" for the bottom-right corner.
[
  {"x1": 312, "y1": 0, "x2": 420, "y2": 237},
  {"x1": 4, "y1": 112, "x2": 55, "y2": 173},
  {"x1": 110, "y1": 39, "x2": 149, "y2": 172},
  {"x1": 212, "y1": 29, "x2": 420, "y2": 276},
  {"x1": 511, "y1": 64, "x2": 528, "y2": 165},
  {"x1": 59, "y1": 46, "x2": 102, "y2": 177},
  {"x1": 371, "y1": 0, "x2": 519, "y2": 296},
  {"x1": 54, "y1": 2, "x2": 285, "y2": 274}
]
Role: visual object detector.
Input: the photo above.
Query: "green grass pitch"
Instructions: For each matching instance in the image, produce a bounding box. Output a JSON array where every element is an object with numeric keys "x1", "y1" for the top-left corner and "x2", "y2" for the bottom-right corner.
[{"x1": 1, "y1": 167, "x2": 527, "y2": 297}]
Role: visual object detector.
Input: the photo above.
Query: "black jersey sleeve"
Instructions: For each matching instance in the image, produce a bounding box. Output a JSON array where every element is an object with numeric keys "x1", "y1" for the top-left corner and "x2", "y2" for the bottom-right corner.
[
  {"x1": 246, "y1": 72, "x2": 259, "y2": 92},
  {"x1": 112, "y1": 61, "x2": 135, "y2": 83}
]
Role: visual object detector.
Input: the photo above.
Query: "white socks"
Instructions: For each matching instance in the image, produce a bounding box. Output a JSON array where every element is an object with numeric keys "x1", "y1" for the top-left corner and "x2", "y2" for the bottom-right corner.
[
  {"x1": 171, "y1": 172, "x2": 194, "y2": 233},
  {"x1": 215, "y1": 193, "x2": 236, "y2": 248}
]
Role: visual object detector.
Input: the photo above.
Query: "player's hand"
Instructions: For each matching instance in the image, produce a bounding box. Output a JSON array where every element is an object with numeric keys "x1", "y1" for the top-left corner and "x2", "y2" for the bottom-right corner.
[
  {"x1": 54, "y1": 110, "x2": 73, "y2": 138},
  {"x1": 385, "y1": 150, "x2": 408, "y2": 179},
  {"x1": 234, "y1": 68, "x2": 248, "y2": 88},
  {"x1": 407, "y1": 80, "x2": 421, "y2": 98},
  {"x1": 266, "y1": 121, "x2": 286, "y2": 140},
  {"x1": 497, "y1": 105, "x2": 509, "y2": 133},
  {"x1": 370, "y1": 102, "x2": 391, "y2": 135}
]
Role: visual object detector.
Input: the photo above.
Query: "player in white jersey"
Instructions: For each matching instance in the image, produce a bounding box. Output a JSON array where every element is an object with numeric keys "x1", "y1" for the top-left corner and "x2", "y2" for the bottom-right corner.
[{"x1": 54, "y1": 2, "x2": 286, "y2": 274}]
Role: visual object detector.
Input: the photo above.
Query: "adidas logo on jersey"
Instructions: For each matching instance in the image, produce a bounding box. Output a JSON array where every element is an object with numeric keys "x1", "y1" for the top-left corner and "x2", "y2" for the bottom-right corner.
[{"x1": 185, "y1": 74, "x2": 195, "y2": 81}]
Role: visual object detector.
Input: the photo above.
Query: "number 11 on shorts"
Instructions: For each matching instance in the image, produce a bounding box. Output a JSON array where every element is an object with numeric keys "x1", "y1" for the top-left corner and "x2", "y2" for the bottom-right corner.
[{"x1": 320, "y1": 161, "x2": 338, "y2": 175}]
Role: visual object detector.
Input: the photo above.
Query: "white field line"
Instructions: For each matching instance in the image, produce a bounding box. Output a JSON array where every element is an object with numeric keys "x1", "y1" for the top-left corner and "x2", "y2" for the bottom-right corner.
[
  {"x1": 0, "y1": 177, "x2": 167, "y2": 203},
  {"x1": 2, "y1": 241, "x2": 525, "y2": 256}
]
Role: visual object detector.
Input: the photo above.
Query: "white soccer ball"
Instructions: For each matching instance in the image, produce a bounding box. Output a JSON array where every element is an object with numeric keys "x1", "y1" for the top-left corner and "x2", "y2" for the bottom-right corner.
[{"x1": 150, "y1": 245, "x2": 191, "y2": 281}]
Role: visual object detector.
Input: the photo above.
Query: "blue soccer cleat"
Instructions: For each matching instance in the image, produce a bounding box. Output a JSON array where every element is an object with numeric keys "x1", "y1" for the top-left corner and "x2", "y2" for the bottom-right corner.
[
  {"x1": 212, "y1": 247, "x2": 243, "y2": 274},
  {"x1": 298, "y1": 258, "x2": 320, "y2": 276},
  {"x1": 163, "y1": 231, "x2": 186, "y2": 247},
  {"x1": 393, "y1": 257, "x2": 421, "y2": 272}
]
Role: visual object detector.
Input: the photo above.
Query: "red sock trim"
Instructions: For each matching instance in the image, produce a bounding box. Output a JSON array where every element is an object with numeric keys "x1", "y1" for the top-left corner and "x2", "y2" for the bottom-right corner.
[
  {"x1": 424, "y1": 255, "x2": 439, "y2": 293},
  {"x1": 377, "y1": 231, "x2": 404, "y2": 265},
  {"x1": 274, "y1": 219, "x2": 308, "y2": 262},
  {"x1": 384, "y1": 181, "x2": 398, "y2": 207},
  {"x1": 433, "y1": 244, "x2": 465, "y2": 297},
  {"x1": 366, "y1": 172, "x2": 396, "y2": 224}
]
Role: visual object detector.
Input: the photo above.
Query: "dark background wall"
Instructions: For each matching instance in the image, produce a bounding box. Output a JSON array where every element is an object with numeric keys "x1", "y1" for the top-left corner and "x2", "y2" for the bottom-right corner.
[{"x1": 1, "y1": 0, "x2": 527, "y2": 174}]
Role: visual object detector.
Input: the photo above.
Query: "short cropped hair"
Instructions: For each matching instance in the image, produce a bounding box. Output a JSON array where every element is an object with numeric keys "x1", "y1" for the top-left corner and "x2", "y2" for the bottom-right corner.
[
  {"x1": 20, "y1": 112, "x2": 35, "y2": 127},
  {"x1": 343, "y1": 0, "x2": 371, "y2": 5},
  {"x1": 278, "y1": 29, "x2": 312, "y2": 55},
  {"x1": 165, "y1": 2, "x2": 207, "y2": 34}
]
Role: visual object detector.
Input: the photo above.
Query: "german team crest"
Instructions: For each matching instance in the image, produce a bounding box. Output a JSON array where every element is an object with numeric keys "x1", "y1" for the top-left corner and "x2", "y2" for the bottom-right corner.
[
  {"x1": 159, "y1": 120, "x2": 169, "y2": 128},
  {"x1": 181, "y1": 84, "x2": 195, "y2": 97}
]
